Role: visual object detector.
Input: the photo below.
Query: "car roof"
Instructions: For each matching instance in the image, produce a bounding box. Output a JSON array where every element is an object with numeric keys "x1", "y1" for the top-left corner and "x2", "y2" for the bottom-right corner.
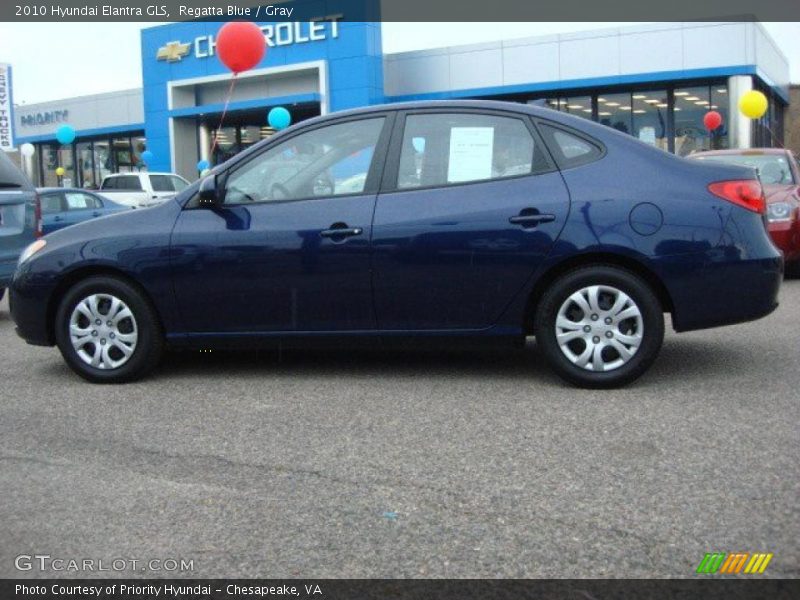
[
  {"x1": 306, "y1": 99, "x2": 550, "y2": 121},
  {"x1": 37, "y1": 187, "x2": 100, "y2": 193}
]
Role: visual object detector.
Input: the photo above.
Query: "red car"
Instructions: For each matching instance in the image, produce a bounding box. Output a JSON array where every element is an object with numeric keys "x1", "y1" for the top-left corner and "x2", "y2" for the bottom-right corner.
[{"x1": 690, "y1": 148, "x2": 800, "y2": 269}]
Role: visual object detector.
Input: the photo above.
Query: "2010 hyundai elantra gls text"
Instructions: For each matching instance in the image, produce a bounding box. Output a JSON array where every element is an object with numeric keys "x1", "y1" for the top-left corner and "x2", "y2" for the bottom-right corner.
[{"x1": 9, "y1": 101, "x2": 783, "y2": 388}]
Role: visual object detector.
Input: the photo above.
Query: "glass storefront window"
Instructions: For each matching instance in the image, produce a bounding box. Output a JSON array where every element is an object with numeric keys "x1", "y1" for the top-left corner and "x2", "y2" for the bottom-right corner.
[
  {"x1": 113, "y1": 137, "x2": 134, "y2": 173},
  {"x1": 39, "y1": 143, "x2": 59, "y2": 187},
  {"x1": 240, "y1": 125, "x2": 261, "y2": 150},
  {"x1": 631, "y1": 89, "x2": 669, "y2": 151},
  {"x1": 710, "y1": 85, "x2": 730, "y2": 150},
  {"x1": 673, "y1": 86, "x2": 712, "y2": 156},
  {"x1": 546, "y1": 96, "x2": 593, "y2": 119},
  {"x1": 58, "y1": 146, "x2": 75, "y2": 186},
  {"x1": 94, "y1": 140, "x2": 112, "y2": 183},
  {"x1": 212, "y1": 126, "x2": 238, "y2": 165},
  {"x1": 597, "y1": 93, "x2": 632, "y2": 135},
  {"x1": 563, "y1": 96, "x2": 593, "y2": 120},
  {"x1": 131, "y1": 136, "x2": 147, "y2": 170},
  {"x1": 76, "y1": 141, "x2": 96, "y2": 188}
]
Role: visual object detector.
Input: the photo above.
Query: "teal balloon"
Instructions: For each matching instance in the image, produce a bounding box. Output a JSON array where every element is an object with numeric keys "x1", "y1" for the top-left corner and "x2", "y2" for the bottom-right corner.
[
  {"x1": 141, "y1": 150, "x2": 155, "y2": 165},
  {"x1": 268, "y1": 107, "x2": 291, "y2": 130},
  {"x1": 55, "y1": 125, "x2": 76, "y2": 145},
  {"x1": 197, "y1": 159, "x2": 210, "y2": 171}
]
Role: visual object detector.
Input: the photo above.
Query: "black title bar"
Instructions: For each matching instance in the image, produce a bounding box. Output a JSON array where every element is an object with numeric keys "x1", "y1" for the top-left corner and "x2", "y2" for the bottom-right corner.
[
  {"x1": 3, "y1": 579, "x2": 800, "y2": 600},
  {"x1": 3, "y1": 0, "x2": 800, "y2": 22}
]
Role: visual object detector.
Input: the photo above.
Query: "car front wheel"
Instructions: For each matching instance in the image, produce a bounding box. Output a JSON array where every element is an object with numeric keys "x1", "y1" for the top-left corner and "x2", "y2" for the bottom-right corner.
[
  {"x1": 534, "y1": 265, "x2": 664, "y2": 388},
  {"x1": 55, "y1": 276, "x2": 164, "y2": 383}
]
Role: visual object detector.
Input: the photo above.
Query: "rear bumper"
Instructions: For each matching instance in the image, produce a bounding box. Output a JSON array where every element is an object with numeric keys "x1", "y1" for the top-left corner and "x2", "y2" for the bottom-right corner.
[
  {"x1": 663, "y1": 252, "x2": 783, "y2": 333},
  {"x1": 768, "y1": 220, "x2": 800, "y2": 262}
]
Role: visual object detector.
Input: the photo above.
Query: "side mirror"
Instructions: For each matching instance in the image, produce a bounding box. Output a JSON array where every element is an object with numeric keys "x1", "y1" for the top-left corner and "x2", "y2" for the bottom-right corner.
[{"x1": 198, "y1": 175, "x2": 222, "y2": 207}]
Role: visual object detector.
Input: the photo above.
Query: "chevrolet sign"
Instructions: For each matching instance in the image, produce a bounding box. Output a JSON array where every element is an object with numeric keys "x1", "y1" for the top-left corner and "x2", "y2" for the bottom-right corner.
[{"x1": 155, "y1": 15, "x2": 342, "y2": 62}]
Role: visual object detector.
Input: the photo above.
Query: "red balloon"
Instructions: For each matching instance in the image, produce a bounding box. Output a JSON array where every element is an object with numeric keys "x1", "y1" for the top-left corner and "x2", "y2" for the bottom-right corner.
[
  {"x1": 216, "y1": 21, "x2": 266, "y2": 74},
  {"x1": 703, "y1": 110, "x2": 723, "y2": 132}
]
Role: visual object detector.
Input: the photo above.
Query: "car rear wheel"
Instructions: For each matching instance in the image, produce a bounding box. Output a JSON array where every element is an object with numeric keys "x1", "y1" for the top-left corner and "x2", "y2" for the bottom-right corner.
[
  {"x1": 55, "y1": 276, "x2": 164, "y2": 383},
  {"x1": 534, "y1": 265, "x2": 664, "y2": 388}
]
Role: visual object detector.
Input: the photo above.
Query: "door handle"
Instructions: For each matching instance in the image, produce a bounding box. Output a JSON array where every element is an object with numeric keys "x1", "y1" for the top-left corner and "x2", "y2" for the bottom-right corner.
[
  {"x1": 54, "y1": 215, "x2": 63, "y2": 221},
  {"x1": 320, "y1": 224, "x2": 363, "y2": 239},
  {"x1": 509, "y1": 212, "x2": 556, "y2": 227},
  {"x1": 92, "y1": 211, "x2": 101, "y2": 217}
]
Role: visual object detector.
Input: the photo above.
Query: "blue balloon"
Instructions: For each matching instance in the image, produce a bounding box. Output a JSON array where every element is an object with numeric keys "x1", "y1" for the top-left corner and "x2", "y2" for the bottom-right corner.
[
  {"x1": 268, "y1": 106, "x2": 291, "y2": 130},
  {"x1": 197, "y1": 159, "x2": 210, "y2": 172},
  {"x1": 141, "y1": 150, "x2": 155, "y2": 165},
  {"x1": 55, "y1": 124, "x2": 76, "y2": 145}
]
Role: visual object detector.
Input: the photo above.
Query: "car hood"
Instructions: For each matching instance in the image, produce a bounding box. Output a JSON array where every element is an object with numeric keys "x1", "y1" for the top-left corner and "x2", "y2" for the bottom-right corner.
[{"x1": 41, "y1": 198, "x2": 181, "y2": 248}]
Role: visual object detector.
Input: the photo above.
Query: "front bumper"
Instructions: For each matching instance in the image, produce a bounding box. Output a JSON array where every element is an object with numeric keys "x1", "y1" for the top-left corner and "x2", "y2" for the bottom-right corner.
[{"x1": 8, "y1": 266, "x2": 56, "y2": 346}]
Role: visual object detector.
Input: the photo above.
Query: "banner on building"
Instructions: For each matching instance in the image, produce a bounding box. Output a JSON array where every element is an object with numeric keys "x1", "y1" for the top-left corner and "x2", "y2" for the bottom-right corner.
[{"x1": 0, "y1": 63, "x2": 15, "y2": 151}]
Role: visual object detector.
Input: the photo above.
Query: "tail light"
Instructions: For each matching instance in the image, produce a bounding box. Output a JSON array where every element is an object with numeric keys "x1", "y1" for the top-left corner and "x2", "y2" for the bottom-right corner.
[
  {"x1": 708, "y1": 180, "x2": 766, "y2": 215},
  {"x1": 33, "y1": 192, "x2": 43, "y2": 238}
]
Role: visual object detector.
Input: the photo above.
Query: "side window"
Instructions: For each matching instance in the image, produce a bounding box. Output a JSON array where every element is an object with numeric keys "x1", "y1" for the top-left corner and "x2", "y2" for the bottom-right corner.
[
  {"x1": 101, "y1": 178, "x2": 115, "y2": 190},
  {"x1": 149, "y1": 175, "x2": 172, "y2": 192},
  {"x1": 65, "y1": 192, "x2": 95, "y2": 210},
  {"x1": 224, "y1": 117, "x2": 385, "y2": 205},
  {"x1": 114, "y1": 176, "x2": 143, "y2": 191},
  {"x1": 538, "y1": 123, "x2": 604, "y2": 169},
  {"x1": 396, "y1": 113, "x2": 548, "y2": 190},
  {"x1": 40, "y1": 193, "x2": 64, "y2": 214},
  {"x1": 170, "y1": 176, "x2": 189, "y2": 192}
]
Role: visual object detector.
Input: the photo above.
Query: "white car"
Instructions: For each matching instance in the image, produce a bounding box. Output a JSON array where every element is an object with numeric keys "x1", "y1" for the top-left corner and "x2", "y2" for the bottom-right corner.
[{"x1": 99, "y1": 172, "x2": 190, "y2": 208}]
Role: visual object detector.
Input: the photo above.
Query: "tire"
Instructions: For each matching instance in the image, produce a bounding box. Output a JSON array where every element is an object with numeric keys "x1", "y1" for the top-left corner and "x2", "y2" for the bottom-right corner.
[
  {"x1": 534, "y1": 265, "x2": 664, "y2": 388},
  {"x1": 54, "y1": 276, "x2": 164, "y2": 383}
]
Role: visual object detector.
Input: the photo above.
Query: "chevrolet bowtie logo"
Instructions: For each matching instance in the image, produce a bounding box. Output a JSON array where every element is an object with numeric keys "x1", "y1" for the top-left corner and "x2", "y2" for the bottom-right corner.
[{"x1": 156, "y1": 41, "x2": 191, "y2": 62}]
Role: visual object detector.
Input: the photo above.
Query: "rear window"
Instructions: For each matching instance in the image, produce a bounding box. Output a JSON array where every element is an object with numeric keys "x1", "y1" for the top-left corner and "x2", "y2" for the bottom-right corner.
[
  {"x1": 0, "y1": 150, "x2": 31, "y2": 189},
  {"x1": 40, "y1": 193, "x2": 63, "y2": 214},
  {"x1": 692, "y1": 153, "x2": 795, "y2": 185},
  {"x1": 104, "y1": 175, "x2": 142, "y2": 191}
]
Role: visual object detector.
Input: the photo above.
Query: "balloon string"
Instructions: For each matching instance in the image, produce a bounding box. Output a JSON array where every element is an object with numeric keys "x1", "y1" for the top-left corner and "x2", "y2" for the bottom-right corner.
[{"x1": 208, "y1": 74, "x2": 238, "y2": 161}]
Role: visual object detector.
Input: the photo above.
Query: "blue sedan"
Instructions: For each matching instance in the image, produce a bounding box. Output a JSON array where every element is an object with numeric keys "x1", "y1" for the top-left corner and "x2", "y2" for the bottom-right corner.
[
  {"x1": 10, "y1": 101, "x2": 783, "y2": 387},
  {"x1": 38, "y1": 188, "x2": 131, "y2": 235}
]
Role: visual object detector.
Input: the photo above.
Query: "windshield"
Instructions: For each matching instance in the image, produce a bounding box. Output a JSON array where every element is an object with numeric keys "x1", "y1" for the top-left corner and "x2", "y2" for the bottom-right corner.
[{"x1": 693, "y1": 153, "x2": 795, "y2": 185}]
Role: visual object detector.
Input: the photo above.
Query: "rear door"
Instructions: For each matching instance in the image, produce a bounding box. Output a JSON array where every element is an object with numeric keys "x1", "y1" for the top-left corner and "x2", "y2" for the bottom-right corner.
[
  {"x1": 39, "y1": 191, "x2": 67, "y2": 234},
  {"x1": 0, "y1": 152, "x2": 36, "y2": 285},
  {"x1": 62, "y1": 191, "x2": 103, "y2": 228},
  {"x1": 371, "y1": 109, "x2": 571, "y2": 331}
]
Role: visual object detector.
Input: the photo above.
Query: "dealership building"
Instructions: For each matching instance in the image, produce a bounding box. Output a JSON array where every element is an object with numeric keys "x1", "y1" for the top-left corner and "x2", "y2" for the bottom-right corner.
[{"x1": 11, "y1": 20, "x2": 792, "y2": 187}]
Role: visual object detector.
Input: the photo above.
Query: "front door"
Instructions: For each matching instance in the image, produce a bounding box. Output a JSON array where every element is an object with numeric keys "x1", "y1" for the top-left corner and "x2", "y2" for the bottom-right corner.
[
  {"x1": 170, "y1": 115, "x2": 390, "y2": 334},
  {"x1": 371, "y1": 110, "x2": 571, "y2": 331}
]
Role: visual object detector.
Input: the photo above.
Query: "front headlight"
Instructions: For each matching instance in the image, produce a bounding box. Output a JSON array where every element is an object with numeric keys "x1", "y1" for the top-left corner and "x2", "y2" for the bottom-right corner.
[
  {"x1": 767, "y1": 202, "x2": 792, "y2": 222},
  {"x1": 18, "y1": 239, "x2": 47, "y2": 265}
]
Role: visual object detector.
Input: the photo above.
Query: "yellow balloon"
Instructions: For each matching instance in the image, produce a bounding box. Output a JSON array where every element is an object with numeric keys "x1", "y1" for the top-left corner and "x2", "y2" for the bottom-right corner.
[
  {"x1": 55, "y1": 167, "x2": 65, "y2": 176},
  {"x1": 739, "y1": 90, "x2": 768, "y2": 120}
]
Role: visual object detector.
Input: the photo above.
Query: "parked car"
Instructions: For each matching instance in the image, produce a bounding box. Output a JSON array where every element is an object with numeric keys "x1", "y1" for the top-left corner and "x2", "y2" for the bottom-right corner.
[
  {"x1": 0, "y1": 150, "x2": 40, "y2": 303},
  {"x1": 38, "y1": 187, "x2": 131, "y2": 235},
  {"x1": 9, "y1": 101, "x2": 783, "y2": 387},
  {"x1": 689, "y1": 148, "x2": 800, "y2": 270},
  {"x1": 99, "y1": 172, "x2": 190, "y2": 208}
]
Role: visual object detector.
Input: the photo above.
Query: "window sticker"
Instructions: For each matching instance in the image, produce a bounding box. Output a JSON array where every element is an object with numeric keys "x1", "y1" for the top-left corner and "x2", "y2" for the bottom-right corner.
[{"x1": 447, "y1": 127, "x2": 494, "y2": 183}]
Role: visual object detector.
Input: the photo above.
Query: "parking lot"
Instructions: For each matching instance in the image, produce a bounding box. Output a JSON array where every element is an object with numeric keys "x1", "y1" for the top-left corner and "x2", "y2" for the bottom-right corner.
[{"x1": 0, "y1": 279, "x2": 798, "y2": 579}]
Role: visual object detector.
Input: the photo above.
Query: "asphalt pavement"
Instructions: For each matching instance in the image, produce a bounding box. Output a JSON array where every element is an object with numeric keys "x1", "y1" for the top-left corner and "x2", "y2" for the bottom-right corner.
[{"x1": 1, "y1": 279, "x2": 798, "y2": 578}]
